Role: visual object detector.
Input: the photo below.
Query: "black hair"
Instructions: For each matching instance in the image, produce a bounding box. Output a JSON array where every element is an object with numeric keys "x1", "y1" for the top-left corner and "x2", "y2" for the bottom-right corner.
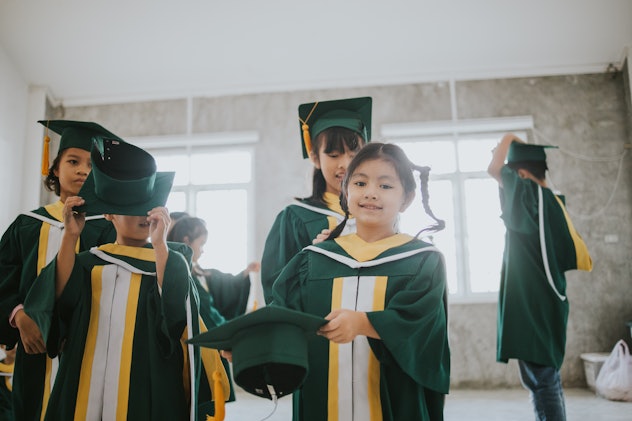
[
  {"x1": 169, "y1": 211, "x2": 191, "y2": 223},
  {"x1": 507, "y1": 160, "x2": 547, "y2": 181},
  {"x1": 300, "y1": 127, "x2": 364, "y2": 206},
  {"x1": 43, "y1": 154, "x2": 63, "y2": 196},
  {"x1": 167, "y1": 216, "x2": 208, "y2": 244},
  {"x1": 327, "y1": 142, "x2": 445, "y2": 240}
]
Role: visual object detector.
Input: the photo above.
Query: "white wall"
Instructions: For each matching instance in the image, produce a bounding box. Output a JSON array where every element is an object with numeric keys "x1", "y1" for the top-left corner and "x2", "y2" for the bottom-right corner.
[{"x1": 0, "y1": 45, "x2": 29, "y2": 232}]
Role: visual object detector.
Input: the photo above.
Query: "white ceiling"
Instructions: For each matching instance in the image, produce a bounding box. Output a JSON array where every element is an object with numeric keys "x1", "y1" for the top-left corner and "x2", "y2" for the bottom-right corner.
[{"x1": 1, "y1": 0, "x2": 631, "y2": 106}]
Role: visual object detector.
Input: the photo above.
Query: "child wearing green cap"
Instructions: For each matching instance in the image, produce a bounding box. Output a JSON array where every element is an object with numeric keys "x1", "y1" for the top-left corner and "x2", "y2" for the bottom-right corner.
[
  {"x1": 261, "y1": 96, "x2": 372, "y2": 305},
  {"x1": 271, "y1": 142, "x2": 450, "y2": 421},
  {"x1": 0, "y1": 120, "x2": 117, "y2": 421},
  {"x1": 23, "y1": 138, "x2": 228, "y2": 420},
  {"x1": 488, "y1": 133, "x2": 592, "y2": 421}
]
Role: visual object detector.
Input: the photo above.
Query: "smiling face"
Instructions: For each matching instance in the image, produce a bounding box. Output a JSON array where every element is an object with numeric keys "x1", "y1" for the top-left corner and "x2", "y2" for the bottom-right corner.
[
  {"x1": 105, "y1": 214, "x2": 151, "y2": 247},
  {"x1": 346, "y1": 158, "x2": 414, "y2": 242},
  {"x1": 54, "y1": 147, "x2": 92, "y2": 202}
]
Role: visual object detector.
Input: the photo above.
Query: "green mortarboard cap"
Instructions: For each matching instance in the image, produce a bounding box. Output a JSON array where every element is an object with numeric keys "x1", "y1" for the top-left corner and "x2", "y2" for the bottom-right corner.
[
  {"x1": 507, "y1": 141, "x2": 558, "y2": 163},
  {"x1": 39, "y1": 120, "x2": 122, "y2": 153},
  {"x1": 38, "y1": 120, "x2": 122, "y2": 176},
  {"x1": 75, "y1": 138, "x2": 174, "y2": 216},
  {"x1": 187, "y1": 305, "x2": 328, "y2": 400},
  {"x1": 298, "y1": 96, "x2": 372, "y2": 158}
]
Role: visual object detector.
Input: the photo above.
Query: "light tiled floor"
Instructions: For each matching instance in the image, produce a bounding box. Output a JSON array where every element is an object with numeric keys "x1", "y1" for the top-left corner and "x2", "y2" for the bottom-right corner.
[{"x1": 223, "y1": 387, "x2": 631, "y2": 420}]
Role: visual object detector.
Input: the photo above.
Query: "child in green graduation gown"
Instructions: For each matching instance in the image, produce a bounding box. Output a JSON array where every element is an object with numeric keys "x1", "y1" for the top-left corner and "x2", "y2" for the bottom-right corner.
[
  {"x1": 168, "y1": 216, "x2": 258, "y2": 321},
  {"x1": 261, "y1": 97, "x2": 372, "y2": 304},
  {"x1": 24, "y1": 138, "x2": 228, "y2": 420},
  {"x1": 0, "y1": 120, "x2": 117, "y2": 421},
  {"x1": 272, "y1": 142, "x2": 450, "y2": 421},
  {"x1": 488, "y1": 133, "x2": 592, "y2": 420}
]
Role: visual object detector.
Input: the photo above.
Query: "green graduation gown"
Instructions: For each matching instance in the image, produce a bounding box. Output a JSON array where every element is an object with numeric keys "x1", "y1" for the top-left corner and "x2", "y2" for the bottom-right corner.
[
  {"x1": 261, "y1": 194, "x2": 354, "y2": 304},
  {"x1": 0, "y1": 201, "x2": 115, "y2": 421},
  {"x1": 0, "y1": 360, "x2": 13, "y2": 421},
  {"x1": 271, "y1": 233, "x2": 450, "y2": 421},
  {"x1": 496, "y1": 166, "x2": 592, "y2": 369},
  {"x1": 24, "y1": 242, "x2": 212, "y2": 421},
  {"x1": 193, "y1": 265, "x2": 250, "y2": 321}
]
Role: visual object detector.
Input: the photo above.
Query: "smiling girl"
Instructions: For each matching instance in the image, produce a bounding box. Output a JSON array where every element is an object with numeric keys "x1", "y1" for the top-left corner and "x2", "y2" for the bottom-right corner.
[
  {"x1": 271, "y1": 142, "x2": 450, "y2": 421},
  {"x1": 261, "y1": 97, "x2": 372, "y2": 304}
]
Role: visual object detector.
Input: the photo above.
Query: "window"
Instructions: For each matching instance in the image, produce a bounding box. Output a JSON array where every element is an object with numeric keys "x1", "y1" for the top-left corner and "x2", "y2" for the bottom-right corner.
[
  {"x1": 383, "y1": 118, "x2": 532, "y2": 301},
  {"x1": 133, "y1": 133, "x2": 257, "y2": 274}
]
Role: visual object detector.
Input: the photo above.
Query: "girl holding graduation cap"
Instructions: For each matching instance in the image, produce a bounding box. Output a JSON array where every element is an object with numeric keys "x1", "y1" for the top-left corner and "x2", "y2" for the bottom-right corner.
[
  {"x1": 272, "y1": 142, "x2": 450, "y2": 421},
  {"x1": 261, "y1": 96, "x2": 372, "y2": 304},
  {"x1": 0, "y1": 120, "x2": 117, "y2": 421}
]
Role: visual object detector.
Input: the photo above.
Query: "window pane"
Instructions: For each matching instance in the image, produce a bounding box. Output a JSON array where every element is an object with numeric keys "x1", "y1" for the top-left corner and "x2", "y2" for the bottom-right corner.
[
  {"x1": 191, "y1": 151, "x2": 252, "y2": 185},
  {"x1": 399, "y1": 180, "x2": 458, "y2": 294},
  {"x1": 166, "y1": 191, "x2": 186, "y2": 215},
  {"x1": 457, "y1": 138, "x2": 498, "y2": 172},
  {"x1": 397, "y1": 140, "x2": 456, "y2": 174},
  {"x1": 195, "y1": 189, "x2": 248, "y2": 274},
  {"x1": 464, "y1": 178, "x2": 504, "y2": 293},
  {"x1": 154, "y1": 153, "x2": 190, "y2": 186}
]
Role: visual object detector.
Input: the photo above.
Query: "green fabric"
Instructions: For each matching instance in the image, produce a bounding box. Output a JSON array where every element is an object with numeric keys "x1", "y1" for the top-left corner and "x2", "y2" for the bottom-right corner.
[
  {"x1": 261, "y1": 200, "x2": 335, "y2": 305},
  {"x1": 198, "y1": 268, "x2": 250, "y2": 320},
  {"x1": 298, "y1": 97, "x2": 372, "y2": 158},
  {"x1": 0, "y1": 374, "x2": 12, "y2": 421},
  {"x1": 193, "y1": 276, "x2": 238, "y2": 405},
  {"x1": 76, "y1": 138, "x2": 174, "y2": 216},
  {"x1": 496, "y1": 166, "x2": 576, "y2": 368},
  {"x1": 23, "y1": 244, "x2": 208, "y2": 420},
  {"x1": 0, "y1": 207, "x2": 114, "y2": 421},
  {"x1": 39, "y1": 120, "x2": 122, "y2": 153},
  {"x1": 506, "y1": 142, "x2": 557, "y2": 163},
  {"x1": 271, "y1": 237, "x2": 450, "y2": 421}
]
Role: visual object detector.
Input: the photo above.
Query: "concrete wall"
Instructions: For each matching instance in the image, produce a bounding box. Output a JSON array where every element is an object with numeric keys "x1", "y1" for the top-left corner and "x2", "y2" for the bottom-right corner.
[{"x1": 60, "y1": 72, "x2": 631, "y2": 388}]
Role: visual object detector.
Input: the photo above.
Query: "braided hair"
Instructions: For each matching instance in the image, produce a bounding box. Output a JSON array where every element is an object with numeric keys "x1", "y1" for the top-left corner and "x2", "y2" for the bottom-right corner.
[{"x1": 327, "y1": 142, "x2": 445, "y2": 240}]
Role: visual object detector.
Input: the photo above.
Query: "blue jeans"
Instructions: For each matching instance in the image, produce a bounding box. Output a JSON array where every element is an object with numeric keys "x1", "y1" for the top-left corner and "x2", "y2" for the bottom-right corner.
[{"x1": 518, "y1": 360, "x2": 566, "y2": 421}]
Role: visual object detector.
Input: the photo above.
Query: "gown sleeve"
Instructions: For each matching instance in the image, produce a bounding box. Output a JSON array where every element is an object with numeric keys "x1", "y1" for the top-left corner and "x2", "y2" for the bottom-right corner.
[
  {"x1": 261, "y1": 207, "x2": 312, "y2": 304},
  {"x1": 0, "y1": 219, "x2": 25, "y2": 346},
  {"x1": 365, "y1": 250, "x2": 450, "y2": 395},
  {"x1": 204, "y1": 269, "x2": 250, "y2": 320}
]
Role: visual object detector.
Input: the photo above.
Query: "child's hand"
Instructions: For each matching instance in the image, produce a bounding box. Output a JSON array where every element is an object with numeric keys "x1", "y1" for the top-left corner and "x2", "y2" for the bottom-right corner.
[
  {"x1": 318, "y1": 309, "x2": 363, "y2": 344},
  {"x1": 312, "y1": 229, "x2": 331, "y2": 244},
  {"x1": 62, "y1": 196, "x2": 86, "y2": 237},
  {"x1": 246, "y1": 262, "x2": 260, "y2": 273},
  {"x1": 15, "y1": 310, "x2": 46, "y2": 354},
  {"x1": 220, "y1": 350, "x2": 232, "y2": 363},
  {"x1": 148, "y1": 207, "x2": 170, "y2": 246}
]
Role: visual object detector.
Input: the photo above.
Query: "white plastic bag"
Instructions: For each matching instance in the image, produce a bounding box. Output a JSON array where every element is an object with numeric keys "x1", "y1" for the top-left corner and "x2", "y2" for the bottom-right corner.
[{"x1": 595, "y1": 339, "x2": 632, "y2": 401}]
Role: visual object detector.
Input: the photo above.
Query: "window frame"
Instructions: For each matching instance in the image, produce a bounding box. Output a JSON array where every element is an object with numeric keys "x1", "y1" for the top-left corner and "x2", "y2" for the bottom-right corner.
[
  {"x1": 129, "y1": 131, "x2": 258, "y2": 273},
  {"x1": 381, "y1": 117, "x2": 533, "y2": 303}
]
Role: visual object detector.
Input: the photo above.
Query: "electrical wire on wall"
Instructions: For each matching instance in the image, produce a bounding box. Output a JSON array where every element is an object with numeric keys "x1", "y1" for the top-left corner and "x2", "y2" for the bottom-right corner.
[{"x1": 533, "y1": 127, "x2": 629, "y2": 220}]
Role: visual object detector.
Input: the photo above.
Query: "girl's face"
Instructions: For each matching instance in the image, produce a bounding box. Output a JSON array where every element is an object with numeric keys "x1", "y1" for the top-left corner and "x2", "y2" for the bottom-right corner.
[
  {"x1": 186, "y1": 233, "x2": 208, "y2": 264},
  {"x1": 54, "y1": 147, "x2": 92, "y2": 202},
  {"x1": 346, "y1": 158, "x2": 413, "y2": 242},
  {"x1": 311, "y1": 141, "x2": 358, "y2": 196},
  {"x1": 105, "y1": 214, "x2": 151, "y2": 247}
]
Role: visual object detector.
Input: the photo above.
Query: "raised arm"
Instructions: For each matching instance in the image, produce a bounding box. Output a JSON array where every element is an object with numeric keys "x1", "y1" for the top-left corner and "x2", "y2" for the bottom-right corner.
[
  {"x1": 55, "y1": 197, "x2": 86, "y2": 298},
  {"x1": 148, "y1": 207, "x2": 171, "y2": 289},
  {"x1": 488, "y1": 133, "x2": 525, "y2": 186}
]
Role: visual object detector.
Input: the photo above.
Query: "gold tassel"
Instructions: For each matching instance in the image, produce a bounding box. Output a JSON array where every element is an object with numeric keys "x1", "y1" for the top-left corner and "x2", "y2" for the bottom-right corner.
[
  {"x1": 41, "y1": 134, "x2": 51, "y2": 176},
  {"x1": 206, "y1": 370, "x2": 226, "y2": 421},
  {"x1": 302, "y1": 123, "x2": 312, "y2": 155}
]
